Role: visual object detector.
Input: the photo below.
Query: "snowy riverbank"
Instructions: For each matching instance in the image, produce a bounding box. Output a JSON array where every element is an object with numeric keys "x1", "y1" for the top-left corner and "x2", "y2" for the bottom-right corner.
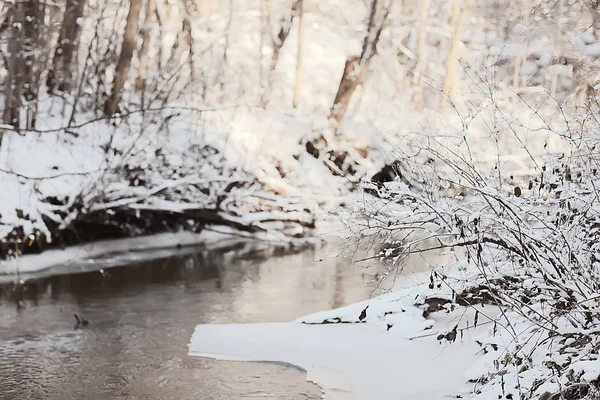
[
  {"x1": 189, "y1": 126, "x2": 600, "y2": 400},
  {"x1": 190, "y1": 241, "x2": 600, "y2": 400},
  {"x1": 0, "y1": 102, "x2": 366, "y2": 262}
]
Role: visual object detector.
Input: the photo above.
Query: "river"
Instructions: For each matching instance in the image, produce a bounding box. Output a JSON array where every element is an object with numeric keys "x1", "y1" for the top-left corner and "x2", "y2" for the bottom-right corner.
[{"x1": 0, "y1": 240, "x2": 389, "y2": 399}]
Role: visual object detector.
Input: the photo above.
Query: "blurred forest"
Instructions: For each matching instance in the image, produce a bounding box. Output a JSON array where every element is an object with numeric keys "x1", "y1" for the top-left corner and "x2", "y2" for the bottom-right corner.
[
  {"x1": 1, "y1": 0, "x2": 599, "y2": 133},
  {"x1": 3, "y1": 0, "x2": 600, "y2": 257}
]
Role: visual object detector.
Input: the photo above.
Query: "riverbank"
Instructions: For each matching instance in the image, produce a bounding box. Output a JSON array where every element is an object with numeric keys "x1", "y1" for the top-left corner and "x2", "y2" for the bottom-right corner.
[
  {"x1": 189, "y1": 131, "x2": 600, "y2": 399},
  {"x1": 0, "y1": 102, "x2": 368, "y2": 263}
]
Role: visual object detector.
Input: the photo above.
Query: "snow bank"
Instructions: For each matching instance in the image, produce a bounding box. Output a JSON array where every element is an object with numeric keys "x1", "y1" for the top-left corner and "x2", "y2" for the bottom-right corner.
[
  {"x1": 187, "y1": 255, "x2": 499, "y2": 399},
  {"x1": 0, "y1": 230, "x2": 227, "y2": 277},
  {"x1": 189, "y1": 322, "x2": 480, "y2": 400},
  {"x1": 0, "y1": 103, "x2": 337, "y2": 262}
]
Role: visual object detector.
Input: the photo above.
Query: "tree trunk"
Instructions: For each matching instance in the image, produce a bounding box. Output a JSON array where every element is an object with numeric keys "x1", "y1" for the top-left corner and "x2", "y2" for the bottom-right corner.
[
  {"x1": 105, "y1": 0, "x2": 143, "y2": 116},
  {"x1": 266, "y1": 0, "x2": 301, "y2": 99},
  {"x1": 512, "y1": 0, "x2": 529, "y2": 91},
  {"x1": 293, "y1": 0, "x2": 304, "y2": 108},
  {"x1": 27, "y1": 0, "x2": 45, "y2": 128},
  {"x1": 330, "y1": 56, "x2": 363, "y2": 124},
  {"x1": 592, "y1": 0, "x2": 600, "y2": 39},
  {"x1": 22, "y1": 0, "x2": 43, "y2": 103},
  {"x1": 47, "y1": 0, "x2": 86, "y2": 92},
  {"x1": 3, "y1": 1, "x2": 43, "y2": 129},
  {"x1": 182, "y1": 0, "x2": 196, "y2": 81},
  {"x1": 3, "y1": 5, "x2": 24, "y2": 129},
  {"x1": 197, "y1": 0, "x2": 210, "y2": 100},
  {"x1": 329, "y1": 0, "x2": 394, "y2": 124},
  {"x1": 0, "y1": 12, "x2": 10, "y2": 36},
  {"x1": 550, "y1": 0, "x2": 564, "y2": 97},
  {"x1": 154, "y1": 3, "x2": 164, "y2": 72},
  {"x1": 439, "y1": 0, "x2": 468, "y2": 108},
  {"x1": 135, "y1": 0, "x2": 154, "y2": 91},
  {"x1": 413, "y1": 0, "x2": 430, "y2": 112},
  {"x1": 218, "y1": 0, "x2": 234, "y2": 98},
  {"x1": 259, "y1": 0, "x2": 269, "y2": 99}
]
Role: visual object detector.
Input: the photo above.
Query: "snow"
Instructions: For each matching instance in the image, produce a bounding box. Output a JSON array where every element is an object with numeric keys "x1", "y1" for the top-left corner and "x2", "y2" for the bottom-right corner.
[
  {"x1": 188, "y1": 249, "x2": 600, "y2": 399},
  {"x1": 0, "y1": 0, "x2": 592, "y2": 255},
  {"x1": 189, "y1": 156, "x2": 600, "y2": 399},
  {"x1": 0, "y1": 229, "x2": 237, "y2": 278},
  {"x1": 298, "y1": 291, "x2": 435, "y2": 337},
  {"x1": 187, "y1": 250, "x2": 496, "y2": 399},
  {"x1": 0, "y1": 103, "x2": 336, "y2": 257},
  {"x1": 189, "y1": 322, "x2": 480, "y2": 400},
  {"x1": 572, "y1": 360, "x2": 600, "y2": 382}
]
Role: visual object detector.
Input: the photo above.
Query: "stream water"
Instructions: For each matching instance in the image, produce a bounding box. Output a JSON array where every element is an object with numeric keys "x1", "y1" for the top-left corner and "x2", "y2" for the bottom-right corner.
[{"x1": 0, "y1": 240, "x2": 389, "y2": 400}]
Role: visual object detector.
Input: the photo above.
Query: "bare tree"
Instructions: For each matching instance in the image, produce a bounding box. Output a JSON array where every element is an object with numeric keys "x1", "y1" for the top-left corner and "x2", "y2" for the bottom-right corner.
[
  {"x1": 512, "y1": 0, "x2": 529, "y2": 91},
  {"x1": 3, "y1": 5, "x2": 23, "y2": 128},
  {"x1": 182, "y1": 0, "x2": 196, "y2": 81},
  {"x1": 259, "y1": 0, "x2": 270, "y2": 95},
  {"x1": 154, "y1": 2, "x2": 164, "y2": 72},
  {"x1": 413, "y1": 0, "x2": 430, "y2": 112},
  {"x1": 590, "y1": 0, "x2": 600, "y2": 39},
  {"x1": 329, "y1": 0, "x2": 394, "y2": 124},
  {"x1": 135, "y1": 0, "x2": 155, "y2": 91},
  {"x1": 26, "y1": 0, "x2": 46, "y2": 128},
  {"x1": 440, "y1": 0, "x2": 468, "y2": 108},
  {"x1": 218, "y1": 0, "x2": 234, "y2": 98},
  {"x1": 3, "y1": 0, "x2": 43, "y2": 129},
  {"x1": 47, "y1": 0, "x2": 86, "y2": 92},
  {"x1": 266, "y1": 0, "x2": 301, "y2": 100},
  {"x1": 293, "y1": 0, "x2": 305, "y2": 108},
  {"x1": 105, "y1": 0, "x2": 143, "y2": 116},
  {"x1": 550, "y1": 0, "x2": 564, "y2": 97}
]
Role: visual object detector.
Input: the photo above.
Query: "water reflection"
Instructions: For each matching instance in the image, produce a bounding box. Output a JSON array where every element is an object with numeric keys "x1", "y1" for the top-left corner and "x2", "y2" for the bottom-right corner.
[{"x1": 0, "y1": 242, "x2": 380, "y2": 399}]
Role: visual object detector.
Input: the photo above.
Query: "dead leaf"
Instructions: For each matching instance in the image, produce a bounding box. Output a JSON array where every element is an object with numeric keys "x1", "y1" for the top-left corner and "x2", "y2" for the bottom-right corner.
[
  {"x1": 438, "y1": 324, "x2": 459, "y2": 342},
  {"x1": 359, "y1": 305, "x2": 369, "y2": 321},
  {"x1": 514, "y1": 186, "x2": 522, "y2": 197}
]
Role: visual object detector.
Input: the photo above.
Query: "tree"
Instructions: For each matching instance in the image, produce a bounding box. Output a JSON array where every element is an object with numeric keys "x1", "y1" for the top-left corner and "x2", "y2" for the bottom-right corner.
[
  {"x1": 218, "y1": 0, "x2": 234, "y2": 99},
  {"x1": 329, "y1": 0, "x2": 394, "y2": 124},
  {"x1": 259, "y1": 0, "x2": 269, "y2": 96},
  {"x1": 2, "y1": 4, "x2": 23, "y2": 128},
  {"x1": 550, "y1": 0, "x2": 564, "y2": 97},
  {"x1": 512, "y1": 0, "x2": 529, "y2": 91},
  {"x1": 47, "y1": 0, "x2": 86, "y2": 92},
  {"x1": 135, "y1": 0, "x2": 154, "y2": 92},
  {"x1": 105, "y1": 0, "x2": 143, "y2": 116},
  {"x1": 293, "y1": 0, "x2": 305, "y2": 108},
  {"x1": 440, "y1": 0, "x2": 469, "y2": 108},
  {"x1": 266, "y1": 0, "x2": 301, "y2": 103},
  {"x1": 413, "y1": 0, "x2": 430, "y2": 112},
  {"x1": 181, "y1": 0, "x2": 196, "y2": 82},
  {"x1": 3, "y1": 0, "x2": 43, "y2": 129}
]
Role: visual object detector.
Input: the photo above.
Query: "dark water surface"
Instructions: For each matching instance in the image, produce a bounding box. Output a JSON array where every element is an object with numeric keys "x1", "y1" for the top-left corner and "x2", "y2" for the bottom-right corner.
[{"x1": 0, "y1": 242, "x2": 379, "y2": 400}]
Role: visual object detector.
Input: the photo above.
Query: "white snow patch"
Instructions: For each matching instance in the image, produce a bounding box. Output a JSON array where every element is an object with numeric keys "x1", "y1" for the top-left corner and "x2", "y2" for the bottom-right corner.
[
  {"x1": 0, "y1": 229, "x2": 242, "y2": 278},
  {"x1": 189, "y1": 322, "x2": 479, "y2": 400}
]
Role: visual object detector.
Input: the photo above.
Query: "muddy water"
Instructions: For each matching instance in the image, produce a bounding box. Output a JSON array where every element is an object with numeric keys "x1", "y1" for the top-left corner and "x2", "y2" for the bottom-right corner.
[{"x1": 0, "y1": 241, "x2": 388, "y2": 400}]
